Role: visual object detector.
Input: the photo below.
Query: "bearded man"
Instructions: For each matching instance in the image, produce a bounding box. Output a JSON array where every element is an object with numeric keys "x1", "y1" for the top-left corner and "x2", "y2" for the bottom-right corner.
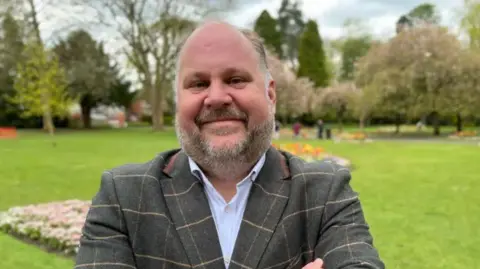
[{"x1": 75, "y1": 21, "x2": 384, "y2": 269}]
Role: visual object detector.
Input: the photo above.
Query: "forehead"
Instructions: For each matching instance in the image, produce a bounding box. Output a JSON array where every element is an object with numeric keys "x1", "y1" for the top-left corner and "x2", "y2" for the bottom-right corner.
[{"x1": 178, "y1": 26, "x2": 260, "y2": 75}]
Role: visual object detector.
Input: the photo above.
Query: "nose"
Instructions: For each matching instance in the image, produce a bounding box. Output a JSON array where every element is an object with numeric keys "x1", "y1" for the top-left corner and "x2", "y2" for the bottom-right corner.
[{"x1": 203, "y1": 80, "x2": 233, "y2": 109}]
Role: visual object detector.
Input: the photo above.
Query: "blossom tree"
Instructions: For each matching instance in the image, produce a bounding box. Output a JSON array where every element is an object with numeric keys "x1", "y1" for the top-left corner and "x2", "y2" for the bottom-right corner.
[
  {"x1": 355, "y1": 25, "x2": 478, "y2": 135},
  {"x1": 266, "y1": 48, "x2": 315, "y2": 121},
  {"x1": 316, "y1": 82, "x2": 358, "y2": 133}
]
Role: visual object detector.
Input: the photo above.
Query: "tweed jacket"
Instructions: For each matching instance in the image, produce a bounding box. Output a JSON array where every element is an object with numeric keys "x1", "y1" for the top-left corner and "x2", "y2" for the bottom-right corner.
[{"x1": 75, "y1": 147, "x2": 384, "y2": 269}]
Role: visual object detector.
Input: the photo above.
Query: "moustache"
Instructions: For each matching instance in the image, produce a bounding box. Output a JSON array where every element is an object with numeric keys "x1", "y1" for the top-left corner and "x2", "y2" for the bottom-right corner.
[{"x1": 195, "y1": 108, "x2": 248, "y2": 126}]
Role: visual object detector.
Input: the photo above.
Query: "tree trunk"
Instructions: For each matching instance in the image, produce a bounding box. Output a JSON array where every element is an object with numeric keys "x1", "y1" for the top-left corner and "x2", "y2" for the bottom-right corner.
[
  {"x1": 394, "y1": 114, "x2": 401, "y2": 134},
  {"x1": 152, "y1": 102, "x2": 164, "y2": 131},
  {"x1": 359, "y1": 113, "x2": 366, "y2": 131},
  {"x1": 431, "y1": 112, "x2": 440, "y2": 136},
  {"x1": 337, "y1": 108, "x2": 344, "y2": 133},
  {"x1": 81, "y1": 105, "x2": 92, "y2": 129},
  {"x1": 40, "y1": 90, "x2": 54, "y2": 134},
  {"x1": 151, "y1": 74, "x2": 166, "y2": 131},
  {"x1": 80, "y1": 95, "x2": 95, "y2": 129},
  {"x1": 27, "y1": 0, "x2": 43, "y2": 45},
  {"x1": 456, "y1": 113, "x2": 463, "y2": 132},
  {"x1": 42, "y1": 104, "x2": 56, "y2": 146},
  {"x1": 42, "y1": 111, "x2": 54, "y2": 135}
]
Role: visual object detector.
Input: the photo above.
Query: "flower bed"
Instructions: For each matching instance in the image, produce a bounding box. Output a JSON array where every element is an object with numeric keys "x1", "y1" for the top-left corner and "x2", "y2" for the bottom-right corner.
[
  {"x1": 0, "y1": 200, "x2": 90, "y2": 256},
  {"x1": 334, "y1": 132, "x2": 371, "y2": 143},
  {"x1": 272, "y1": 143, "x2": 352, "y2": 168},
  {"x1": 448, "y1": 131, "x2": 479, "y2": 140}
]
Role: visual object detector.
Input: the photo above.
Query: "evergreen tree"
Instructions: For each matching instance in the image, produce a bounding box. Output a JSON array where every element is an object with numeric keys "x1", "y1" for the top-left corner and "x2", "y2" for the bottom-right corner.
[
  {"x1": 0, "y1": 12, "x2": 25, "y2": 125},
  {"x1": 339, "y1": 36, "x2": 371, "y2": 81},
  {"x1": 277, "y1": 0, "x2": 305, "y2": 67},
  {"x1": 253, "y1": 10, "x2": 283, "y2": 57},
  {"x1": 297, "y1": 20, "x2": 329, "y2": 87},
  {"x1": 53, "y1": 30, "x2": 117, "y2": 128}
]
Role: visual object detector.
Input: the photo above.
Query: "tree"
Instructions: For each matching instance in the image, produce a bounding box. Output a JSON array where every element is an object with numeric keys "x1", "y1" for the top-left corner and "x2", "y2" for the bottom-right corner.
[
  {"x1": 349, "y1": 85, "x2": 380, "y2": 130},
  {"x1": 408, "y1": 3, "x2": 441, "y2": 25},
  {"x1": 460, "y1": 0, "x2": 480, "y2": 50},
  {"x1": 107, "y1": 79, "x2": 137, "y2": 121},
  {"x1": 442, "y1": 50, "x2": 480, "y2": 132},
  {"x1": 53, "y1": 29, "x2": 117, "y2": 128},
  {"x1": 356, "y1": 25, "x2": 473, "y2": 136},
  {"x1": 316, "y1": 82, "x2": 358, "y2": 133},
  {"x1": 336, "y1": 19, "x2": 372, "y2": 81},
  {"x1": 253, "y1": 10, "x2": 282, "y2": 57},
  {"x1": 392, "y1": 26, "x2": 462, "y2": 135},
  {"x1": 266, "y1": 44, "x2": 315, "y2": 121},
  {"x1": 396, "y1": 2, "x2": 441, "y2": 33},
  {"x1": 1, "y1": 0, "x2": 80, "y2": 43},
  {"x1": 10, "y1": 42, "x2": 73, "y2": 136},
  {"x1": 396, "y1": 15, "x2": 413, "y2": 34},
  {"x1": 1, "y1": 0, "x2": 77, "y2": 131},
  {"x1": 296, "y1": 20, "x2": 329, "y2": 87},
  {"x1": 277, "y1": 0, "x2": 305, "y2": 67},
  {"x1": 0, "y1": 11, "x2": 24, "y2": 125},
  {"x1": 74, "y1": 0, "x2": 238, "y2": 131},
  {"x1": 339, "y1": 37, "x2": 371, "y2": 81}
]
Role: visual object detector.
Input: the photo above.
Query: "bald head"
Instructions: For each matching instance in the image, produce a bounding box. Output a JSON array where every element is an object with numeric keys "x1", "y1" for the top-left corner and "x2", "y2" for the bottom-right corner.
[{"x1": 174, "y1": 21, "x2": 271, "y2": 95}]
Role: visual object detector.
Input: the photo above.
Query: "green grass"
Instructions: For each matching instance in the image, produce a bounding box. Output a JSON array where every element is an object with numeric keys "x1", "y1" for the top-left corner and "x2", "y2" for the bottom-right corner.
[{"x1": 0, "y1": 128, "x2": 479, "y2": 269}]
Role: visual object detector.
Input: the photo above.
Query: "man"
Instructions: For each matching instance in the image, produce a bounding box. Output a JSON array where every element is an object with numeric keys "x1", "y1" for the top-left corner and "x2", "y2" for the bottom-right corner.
[
  {"x1": 316, "y1": 119, "x2": 324, "y2": 139},
  {"x1": 75, "y1": 21, "x2": 384, "y2": 269},
  {"x1": 274, "y1": 119, "x2": 281, "y2": 139}
]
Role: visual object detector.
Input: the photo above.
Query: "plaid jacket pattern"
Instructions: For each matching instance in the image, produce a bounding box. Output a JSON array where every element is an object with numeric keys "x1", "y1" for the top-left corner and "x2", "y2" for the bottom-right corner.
[{"x1": 75, "y1": 147, "x2": 384, "y2": 269}]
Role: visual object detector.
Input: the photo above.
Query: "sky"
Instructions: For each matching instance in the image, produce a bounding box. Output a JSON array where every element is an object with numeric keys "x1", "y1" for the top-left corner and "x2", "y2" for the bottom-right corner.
[
  {"x1": 224, "y1": 0, "x2": 465, "y2": 39},
  {"x1": 36, "y1": 0, "x2": 467, "y2": 87}
]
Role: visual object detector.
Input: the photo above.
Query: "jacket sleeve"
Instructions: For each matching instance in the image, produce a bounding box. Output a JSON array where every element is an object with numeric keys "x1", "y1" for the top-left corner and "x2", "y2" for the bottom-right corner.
[
  {"x1": 74, "y1": 171, "x2": 137, "y2": 269},
  {"x1": 315, "y1": 166, "x2": 385, "y2": 269}
]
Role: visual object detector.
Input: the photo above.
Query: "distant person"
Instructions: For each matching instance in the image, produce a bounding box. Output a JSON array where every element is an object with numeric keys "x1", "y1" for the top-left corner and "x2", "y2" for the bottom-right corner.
[
  {"x1": 75, "y1": 21, "x2": 384, "y2": 269},
  {"x1": 274, "y1": 119, "x2": 281, "y2": 139},
  {"x1": 293, "y1": 121, "x2": 302, "y2": 139},
  {"x1": 316, "y1": 119, "x2": 324, "y2": 139},
  {"x1": 416, "y1": 120, "x2": 425, "y2": 131}
]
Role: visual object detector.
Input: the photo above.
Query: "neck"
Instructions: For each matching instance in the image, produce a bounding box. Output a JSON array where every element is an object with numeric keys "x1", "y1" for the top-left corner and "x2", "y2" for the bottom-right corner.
[{"x1": 200, "y1": 158, "x2": 256, "y2": 183}]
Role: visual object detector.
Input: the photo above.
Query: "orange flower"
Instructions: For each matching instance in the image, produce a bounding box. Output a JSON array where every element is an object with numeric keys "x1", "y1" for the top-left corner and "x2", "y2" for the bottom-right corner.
[{"x1": 272, "y1": 143, "x2": 326, "y2": 161}]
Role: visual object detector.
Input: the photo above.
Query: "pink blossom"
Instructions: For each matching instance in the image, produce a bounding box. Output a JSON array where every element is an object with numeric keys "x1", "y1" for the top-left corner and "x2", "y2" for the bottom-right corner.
[{"x1": 0, "y1": 200, "x2": 92, "y2": 254}]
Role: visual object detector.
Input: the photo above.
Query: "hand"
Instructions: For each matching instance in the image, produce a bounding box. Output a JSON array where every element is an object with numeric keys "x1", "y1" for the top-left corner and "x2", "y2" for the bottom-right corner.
[{"x1": 302, "y1": 258, "x2": 324, "y2": 269}]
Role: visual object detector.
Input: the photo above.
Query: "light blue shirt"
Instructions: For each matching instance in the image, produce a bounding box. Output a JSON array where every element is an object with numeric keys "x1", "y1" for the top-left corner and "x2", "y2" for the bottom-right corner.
[{"x1": 188, "y1": 154, "x2": 266, "y2": 268}]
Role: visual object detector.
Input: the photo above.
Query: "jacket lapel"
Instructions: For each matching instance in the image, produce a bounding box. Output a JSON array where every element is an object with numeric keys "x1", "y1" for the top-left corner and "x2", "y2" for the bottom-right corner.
[
  {"x1": 230, "y1": 147, "x2": 291, "y2": 269},
  {"x1": 161, "y1": 151, "x2": 225, "y2": 269}
]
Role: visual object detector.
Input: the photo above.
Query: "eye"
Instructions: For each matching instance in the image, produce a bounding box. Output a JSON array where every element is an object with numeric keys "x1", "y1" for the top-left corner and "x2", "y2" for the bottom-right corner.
[
  {"x1": 190, "y1": 80, "x2": 209, "y2": 90},
  {"x1": 228, "y1": 77, "x2": 247, "y2": 88}
]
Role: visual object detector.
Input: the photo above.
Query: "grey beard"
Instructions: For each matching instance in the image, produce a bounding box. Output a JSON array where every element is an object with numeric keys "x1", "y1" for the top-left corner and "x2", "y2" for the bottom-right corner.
[{"x1": 175, "y1": 112, "x2": 274, "y2": 177}]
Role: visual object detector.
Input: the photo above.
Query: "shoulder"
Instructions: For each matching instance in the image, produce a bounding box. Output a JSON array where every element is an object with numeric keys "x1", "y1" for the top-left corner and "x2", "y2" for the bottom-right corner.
[
  {"x1": 283, "y1": 150, "x2": 350, "y2": 177},
  {"x1": 281, "y1": 150, "x2": 352, "y2": 193},
  {"x1": 102, "y1": 148, "x2": 181, "y2": 181}
]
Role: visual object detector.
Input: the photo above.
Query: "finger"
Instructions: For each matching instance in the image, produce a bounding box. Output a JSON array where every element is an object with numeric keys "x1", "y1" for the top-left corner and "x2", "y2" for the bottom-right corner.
[
  {"x1": 313, "y1": 258, "x2": 324, "y2": 268},
  {"x1": 302, "y1": 263, "x2": 314, "y2": 269}
]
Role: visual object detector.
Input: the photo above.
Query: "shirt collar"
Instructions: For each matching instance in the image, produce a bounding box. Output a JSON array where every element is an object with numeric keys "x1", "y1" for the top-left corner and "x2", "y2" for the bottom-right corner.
[{"x1": 188, "y1": 153, "x2": 266, "y2": 184}]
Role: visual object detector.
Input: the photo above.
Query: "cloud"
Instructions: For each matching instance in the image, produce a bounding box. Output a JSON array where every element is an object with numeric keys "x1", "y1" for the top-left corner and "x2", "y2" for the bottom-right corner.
[
  {"x1": 36, "y1": 0, "x2": 464, "y2": 86},
  {"x1": 225, "y1": 0, "x2": 463, "y2": 39}
]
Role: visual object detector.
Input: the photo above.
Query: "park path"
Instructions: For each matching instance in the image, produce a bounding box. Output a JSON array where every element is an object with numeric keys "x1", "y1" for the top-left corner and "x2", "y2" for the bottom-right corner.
[{"x1": 369, "y1": 137, "x2": 480, "y2": 145}]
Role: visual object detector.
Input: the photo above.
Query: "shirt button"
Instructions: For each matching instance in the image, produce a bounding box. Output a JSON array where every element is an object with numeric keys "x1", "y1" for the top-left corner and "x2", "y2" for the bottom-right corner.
[{"x1": 225, "y1": 205, "x2": 230, "y2": 213}]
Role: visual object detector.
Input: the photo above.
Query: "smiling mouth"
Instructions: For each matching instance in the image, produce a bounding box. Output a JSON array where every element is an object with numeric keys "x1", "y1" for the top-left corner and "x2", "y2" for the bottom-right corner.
[{"x1": 201, "y1": 118, "x2": 245, "y2": 125}]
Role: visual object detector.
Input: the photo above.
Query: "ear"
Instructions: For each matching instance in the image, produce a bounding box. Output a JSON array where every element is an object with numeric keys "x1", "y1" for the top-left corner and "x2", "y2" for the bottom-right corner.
[{"x1": 266, "y1": 79, "x2": 276, "y2": 105}]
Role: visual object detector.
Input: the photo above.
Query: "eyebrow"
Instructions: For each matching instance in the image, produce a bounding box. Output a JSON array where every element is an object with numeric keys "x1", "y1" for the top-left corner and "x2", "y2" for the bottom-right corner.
[
  {"x1": 221, "y1": 67, "x2": 251, "y2": 76},
  {"x1": 183, "y1": 67, "x2": 252, "y2": 81}
]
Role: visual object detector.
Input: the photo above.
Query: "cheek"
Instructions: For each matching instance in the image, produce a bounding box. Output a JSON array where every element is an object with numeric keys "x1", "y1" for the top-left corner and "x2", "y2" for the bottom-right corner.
[
  {"x1": 177, "y1": 97, "x2": 203, "y2": 129},
  {"x1": 237, "y1": 98, "x2": 271, "y2": 125}
]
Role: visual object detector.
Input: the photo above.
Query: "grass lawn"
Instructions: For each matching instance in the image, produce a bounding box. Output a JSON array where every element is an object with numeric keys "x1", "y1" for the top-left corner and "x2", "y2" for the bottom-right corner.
[{"x1": 0, "y1": 127, "x2": 479, "y2": 269}]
